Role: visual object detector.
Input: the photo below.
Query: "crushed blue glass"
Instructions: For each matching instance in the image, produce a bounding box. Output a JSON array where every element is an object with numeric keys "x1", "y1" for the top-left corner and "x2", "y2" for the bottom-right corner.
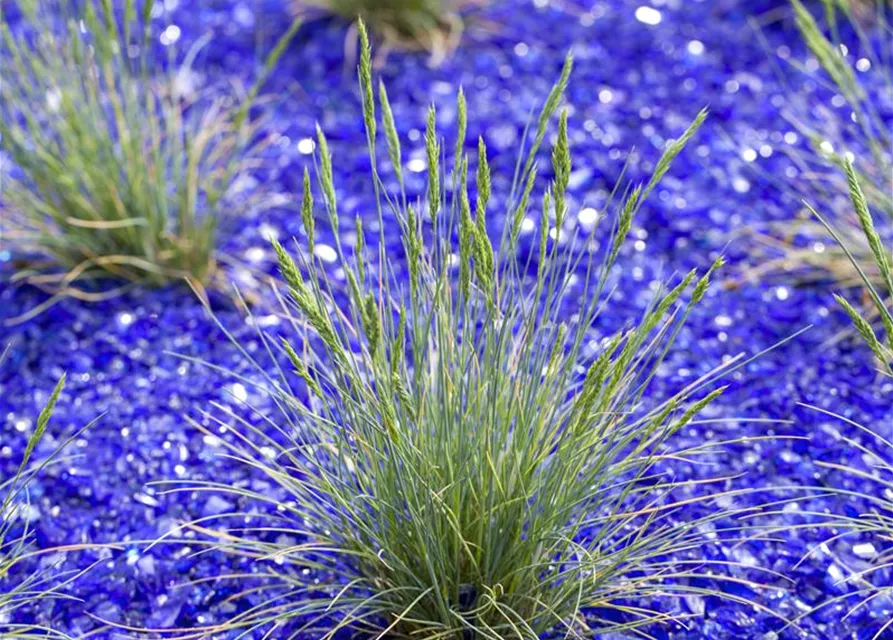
[{"x1": 1, "y1": 0, "x2": 891, "y2": 638}]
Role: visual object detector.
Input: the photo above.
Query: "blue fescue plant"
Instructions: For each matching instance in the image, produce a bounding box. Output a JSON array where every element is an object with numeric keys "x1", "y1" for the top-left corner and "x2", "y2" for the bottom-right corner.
[
  {"x1": 289, "y1": 0, "x2": 479, "y2": 64},
  {"x1": 789, "y1": 163, "x2": 892, "y2": 639},
  {"x1": 747, "y1": 0, "x2": 891, "y2": 294},
  {"x1": 173, "y1": 23, "x2": 783, "y2": 639},
  {"x1": 0, "y1": 348, "x2": 74, "y2": 639},
  {"x1": 0, "y1": 0, "x2": 298, "y2": 322}
]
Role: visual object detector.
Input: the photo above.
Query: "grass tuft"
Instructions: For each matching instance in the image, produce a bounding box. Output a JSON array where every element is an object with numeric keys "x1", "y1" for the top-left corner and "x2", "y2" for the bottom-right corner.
[
  {"x1": 172, "y1": 23, "x2": 784, "y2": 640},
  {"x1": 789, "y1": 162, "x2": 892, "y2": 639},
  {"x1": 0, "y1": 1, "x2": 298, "y2": 322},
  {"x1": 742, "y1": 0, "x2": 891, "y2": 298}
]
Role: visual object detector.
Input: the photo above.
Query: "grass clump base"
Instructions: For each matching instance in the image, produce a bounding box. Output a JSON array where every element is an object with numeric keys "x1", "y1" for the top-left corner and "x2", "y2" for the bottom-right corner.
[
  {"x1": 0, "y1": 1, "x2": 297, "y2": 322},
  {"x1": 162, "y1": 22, "x2": 782, "y2": 640},
  {"x1": 290, "y1": 0, "x2": 480, "y2": 64}
]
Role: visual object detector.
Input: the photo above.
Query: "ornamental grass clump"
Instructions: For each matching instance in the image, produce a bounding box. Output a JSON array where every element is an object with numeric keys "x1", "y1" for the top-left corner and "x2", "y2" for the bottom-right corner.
[
  {"x1": 746, "y1": 0, "x2": 891, "y2": 294},
  {"x1": 180, "y1": 24, "x2": 777, "y2": 638},
  {"x1": 289, "y1": 0, "x2": 478, "y2": 63},
  {"x1": 793, "y1": 163, "x2": 892, "y2": 639},
  {"x1": 0, "y1": 0, "x2": 298, "y2": 320},
  {"x1": 0, "y1": 348, "x2": 72, "y2": 639}
]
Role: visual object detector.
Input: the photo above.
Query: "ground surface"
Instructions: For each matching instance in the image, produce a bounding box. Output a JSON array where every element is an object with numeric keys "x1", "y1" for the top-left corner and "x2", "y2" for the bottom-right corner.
[{"x1": 1, "y1": 0, "x2": 891, "y2": 638}]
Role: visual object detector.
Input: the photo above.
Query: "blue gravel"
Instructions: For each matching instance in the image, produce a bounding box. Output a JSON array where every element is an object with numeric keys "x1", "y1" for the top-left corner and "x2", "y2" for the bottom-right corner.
[{"x1": 1, "y1": 0, "x2": 891, "y2": 638}]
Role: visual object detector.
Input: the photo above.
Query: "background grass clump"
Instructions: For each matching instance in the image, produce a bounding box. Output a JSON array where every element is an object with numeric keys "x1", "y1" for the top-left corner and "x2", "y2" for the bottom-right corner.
[
  {"x1": 171, "y1": 23, "x2": 783, "y2": 639},
  {"x1": 747, "y1": 0, "x2": 891, "y2": 295},
  {"x1": 290, "y1": 0, "x2": 478, "y2": 63},
  {"x1": 0, "y1": 0, "x2": 297, "y2": 320}
]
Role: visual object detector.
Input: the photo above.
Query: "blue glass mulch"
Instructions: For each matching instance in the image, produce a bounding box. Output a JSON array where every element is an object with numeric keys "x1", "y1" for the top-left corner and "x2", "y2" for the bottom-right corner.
[{"x1": 1, "y1": 0, "x2": 891, "y2": 638}]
